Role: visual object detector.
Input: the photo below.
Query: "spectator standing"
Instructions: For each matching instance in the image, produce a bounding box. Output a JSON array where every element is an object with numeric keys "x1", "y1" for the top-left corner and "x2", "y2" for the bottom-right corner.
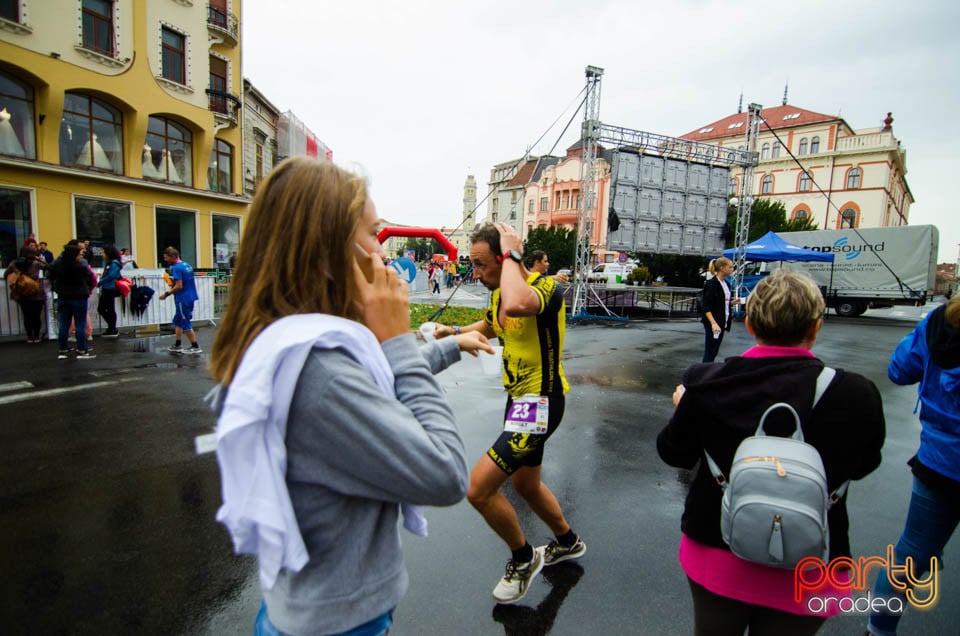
[
  {"x1": 658, "y1": 270, "x2": 885, "y2": 635},
  {"x1": 97, "y1": 245, "x2": 123, "y2": 338},
  {"x1": 4, "y1": 245, "x2": 46, "y2": 343},
  {"x1": 160, "y1": 246, "x2": 200, "y2": 354},
  {"x1": 37, "y1": 241, "x2": 54, "y2": 264},
  {"x1": 700, "y1": 257, "x2": 739, "y2": 363},
  {"x1": 49, "y1": 243, "x2": 96, "y2": 359}
]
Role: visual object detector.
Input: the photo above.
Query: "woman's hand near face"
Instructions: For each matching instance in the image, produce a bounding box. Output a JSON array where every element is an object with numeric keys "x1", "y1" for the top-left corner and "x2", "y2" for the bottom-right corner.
[
  {"x1": 353, "y1": 251, "x2": 410, "y2": 343},
  {"x1": 455, "y1": 331, "x2": 494, "y2": 357}
]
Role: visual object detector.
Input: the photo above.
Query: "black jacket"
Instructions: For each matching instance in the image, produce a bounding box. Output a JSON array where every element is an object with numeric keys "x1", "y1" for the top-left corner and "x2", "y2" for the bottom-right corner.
[
  {"x1": 49, "y1": 257, "x2": 94, "y2": 300},
  {"x1": 700, "y1": 276, "x2": 732, "y2": 331},
  {"x1": 657, "y1": 355, "x2": 885, "y2": 559}
]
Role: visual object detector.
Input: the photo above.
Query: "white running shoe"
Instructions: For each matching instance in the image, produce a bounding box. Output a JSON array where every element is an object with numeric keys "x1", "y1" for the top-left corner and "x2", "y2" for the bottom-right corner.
[{"x1": 492, "y1": 547, "x2": 544, "y2": 604}]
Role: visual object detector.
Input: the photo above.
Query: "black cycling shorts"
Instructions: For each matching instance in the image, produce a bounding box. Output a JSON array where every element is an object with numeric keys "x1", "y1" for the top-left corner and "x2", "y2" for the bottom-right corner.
[{"x1": 486, "y1": 394, "x2": 565, "y2": 475}]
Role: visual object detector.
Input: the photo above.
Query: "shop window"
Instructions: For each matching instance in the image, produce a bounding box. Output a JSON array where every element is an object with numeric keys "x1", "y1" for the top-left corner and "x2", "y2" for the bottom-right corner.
[
  {"x1": 74, "y1": 196, "x2": 132, "y2": 267},
  {"x1": 156, "y1": 207, "x2": 196, "y2": 267},
  {"x1": 60, "y1": 92, "x2": 123, "y2": 173},
  {"x1": 0, "y1": 71, "x2": 36, "y2": 159},
  {"x1": 144, "y1": 116, "x2": 192, "y2": 186},
  {"x1": 0, "y1": 187, "x2": 32, "y2": 266}
]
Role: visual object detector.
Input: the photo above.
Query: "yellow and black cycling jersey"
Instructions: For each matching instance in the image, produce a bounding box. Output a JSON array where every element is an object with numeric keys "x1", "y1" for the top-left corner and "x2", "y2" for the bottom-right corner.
[{"x1": 485, "y1": 272, "x2": 569, "y2": 398}]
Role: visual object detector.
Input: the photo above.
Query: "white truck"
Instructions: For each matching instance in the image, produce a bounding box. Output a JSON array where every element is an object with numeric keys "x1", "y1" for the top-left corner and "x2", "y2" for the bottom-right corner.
[{"x1": 771, "y1": 225, "x2": 939, "y2": 317}]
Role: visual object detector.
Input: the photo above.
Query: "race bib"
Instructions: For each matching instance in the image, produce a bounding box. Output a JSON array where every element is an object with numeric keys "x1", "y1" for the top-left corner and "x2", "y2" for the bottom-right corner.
[{"x1": 504, "y1": 395, "x2": 549, "y2": 435}]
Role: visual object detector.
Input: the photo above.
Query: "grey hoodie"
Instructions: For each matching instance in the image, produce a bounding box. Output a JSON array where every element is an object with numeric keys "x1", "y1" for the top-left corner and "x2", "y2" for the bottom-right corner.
[{"x1": 264, "y1": 334, "x2": 468, "y2": 635}]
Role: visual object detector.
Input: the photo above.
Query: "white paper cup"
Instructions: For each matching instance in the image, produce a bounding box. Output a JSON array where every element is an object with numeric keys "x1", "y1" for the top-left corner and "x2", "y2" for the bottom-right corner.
[
  {"x1": 419, "y1": 322, "x2": 437, "y2": 341},
  {"x1": 478, "y1": 346, "x2": 503, "y2": 376}
]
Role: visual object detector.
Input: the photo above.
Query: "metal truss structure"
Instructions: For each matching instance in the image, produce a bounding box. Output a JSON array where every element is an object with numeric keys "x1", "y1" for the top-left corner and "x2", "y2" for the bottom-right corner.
[{"x1": 570, "y1": 65, "x2": 759, "y2": 321}]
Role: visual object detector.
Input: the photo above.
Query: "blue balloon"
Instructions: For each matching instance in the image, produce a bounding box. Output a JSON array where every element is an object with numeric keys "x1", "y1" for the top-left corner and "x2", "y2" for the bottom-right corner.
[{"x1": 391, "y1": 256, "x2": 418, "y2": 284}]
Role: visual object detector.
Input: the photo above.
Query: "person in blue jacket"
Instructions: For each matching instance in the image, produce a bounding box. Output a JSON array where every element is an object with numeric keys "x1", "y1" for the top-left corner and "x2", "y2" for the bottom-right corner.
[
  {"x1": 867, "y1": 294, "x2": 960, "y2": 636},
  {"x1": 97, "y1": 244, "x2": 123, "y2": 338}
]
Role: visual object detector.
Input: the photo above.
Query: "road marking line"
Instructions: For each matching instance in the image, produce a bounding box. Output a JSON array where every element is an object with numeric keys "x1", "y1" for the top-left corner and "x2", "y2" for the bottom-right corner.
[
  {"x1": 0, "y1": 381, "x2": 34, "y2": 394},
  {"x1": 0, "y1": 377, "x2": 141, "y2": 405}
]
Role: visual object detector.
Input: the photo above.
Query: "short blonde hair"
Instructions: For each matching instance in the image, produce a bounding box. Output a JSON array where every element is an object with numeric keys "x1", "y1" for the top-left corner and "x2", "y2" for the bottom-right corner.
[
  {"x1": 945, "y1": 294, "x2": 960, "y2": 328},
  {"x1": 746, "y1": 270, "x2": 825, "y2": 345}
]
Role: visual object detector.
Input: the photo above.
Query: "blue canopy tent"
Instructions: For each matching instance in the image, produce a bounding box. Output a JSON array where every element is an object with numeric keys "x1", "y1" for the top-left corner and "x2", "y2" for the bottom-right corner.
[
  {"x1": 722, "y1": 230, "x2": 835, "y2": 263},
  {"x1": 722, "y1": 230, "x2": 835, "y2": 299}
]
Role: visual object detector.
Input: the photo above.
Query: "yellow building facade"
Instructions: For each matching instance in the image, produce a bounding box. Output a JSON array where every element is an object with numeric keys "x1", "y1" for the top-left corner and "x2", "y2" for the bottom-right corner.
[{"x1": 0, "y1": 0, "x2": 246, "y2": 268}]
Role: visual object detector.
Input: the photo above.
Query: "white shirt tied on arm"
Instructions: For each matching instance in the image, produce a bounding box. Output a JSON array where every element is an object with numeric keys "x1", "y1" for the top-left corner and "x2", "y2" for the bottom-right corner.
[{"x1": 208, "y1": 313, "x2": 427, "y2": 590}]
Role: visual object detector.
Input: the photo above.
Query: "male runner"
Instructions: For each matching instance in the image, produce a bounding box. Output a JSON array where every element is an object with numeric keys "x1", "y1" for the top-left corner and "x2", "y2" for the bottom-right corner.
[
  {"x1": 436, "y1": 222, "x2": 584, "y2": 604},
  {"x1": 160, "y1": 246, "x2": 201, "y2": 354}
]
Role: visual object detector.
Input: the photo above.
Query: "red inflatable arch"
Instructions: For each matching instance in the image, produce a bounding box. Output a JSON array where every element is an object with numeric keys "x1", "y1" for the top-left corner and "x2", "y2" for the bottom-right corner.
[{"x1": 377, "y1": 227, "x2": 458, "y2": 262}]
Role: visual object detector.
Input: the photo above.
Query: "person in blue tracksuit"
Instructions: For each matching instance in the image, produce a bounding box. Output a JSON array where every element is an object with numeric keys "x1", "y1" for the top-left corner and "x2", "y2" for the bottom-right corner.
[{"x1": 867, "y1": 295, "x2": 960, "y2": 636}]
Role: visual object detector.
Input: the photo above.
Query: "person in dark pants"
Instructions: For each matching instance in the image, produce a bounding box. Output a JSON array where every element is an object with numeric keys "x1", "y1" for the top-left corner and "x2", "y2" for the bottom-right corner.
[
  {"x1": 700, "y1": 257, "x2": 736, "y2": 362},
  {"x1": 97, "y1": 244, "x2": 123, "y2": 338},
  {"x1": 49, "y1": 243, "x2": 96, "y2": 359},
  {"x1": 4, "y1": 245, "x2": 46, "y2": 343}
]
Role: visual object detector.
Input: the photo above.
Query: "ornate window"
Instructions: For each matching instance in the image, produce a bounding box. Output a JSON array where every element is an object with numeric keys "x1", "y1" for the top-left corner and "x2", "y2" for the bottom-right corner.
[
  {"x1": 792, "y1": 208, "x2": 809, "y2": 222},
  {"x1": 810, "y1": 136, "x2": 820, "y2": 154},
  {"x1": 798, "y1": 138, "x2": 808, "y2": 155},
  {"x1": 846, "y1": 167, "x2": 861, "y2": 189},
  {"x1": 0, "y1": 71, "x2": 35, "y2": 158},
  {"x1": 840, "y1": 209, "x2": 857, "y2": 228},
  {"x1": 761, "y1": 175, "x2": 773, "y2": 194},
  {"x1": 82, "y1": 0, "x2": 114, "y2": 56},
  {"x1": 144, "y1": 116, "x2": 192, "y2": 185},
  {"x1": 161, "y1": 27, "x2": 186, "y2": 84},
  {"x1": 207, "y1": 138, "x2": 232, "y2": 193},
  {"x1": 799, "y1": 171, "x2": 812, "y2": 192},
  {"x1": 60, "y1": 92, "x2": 123, "y2": 173}
]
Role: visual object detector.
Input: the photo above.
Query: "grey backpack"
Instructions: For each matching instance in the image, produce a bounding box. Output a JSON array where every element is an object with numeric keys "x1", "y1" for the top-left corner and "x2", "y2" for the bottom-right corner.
[{"x1": 704, "y1": 367, "x2": 847, "y2": 569}]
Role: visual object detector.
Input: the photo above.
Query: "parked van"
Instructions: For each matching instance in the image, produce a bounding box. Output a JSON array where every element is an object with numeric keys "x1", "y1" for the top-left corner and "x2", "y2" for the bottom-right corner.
[{"x1": 587, "y1": 262, "x2": 636, "y2": 285}]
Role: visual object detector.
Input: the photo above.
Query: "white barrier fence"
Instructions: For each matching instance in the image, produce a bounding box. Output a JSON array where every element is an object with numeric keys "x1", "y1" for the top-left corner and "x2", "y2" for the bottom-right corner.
[{"x1": 0, "y1": 270, "x2": 215, "y2": 340}]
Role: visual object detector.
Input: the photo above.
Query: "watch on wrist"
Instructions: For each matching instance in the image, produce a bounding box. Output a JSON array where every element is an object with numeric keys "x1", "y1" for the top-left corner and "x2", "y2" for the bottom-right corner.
[
  {"x1": 454, "y1": 326, "x2": 461, "y2": 335},
  {"x1": 506, "y1": 249, "x2": 523, "y2": 264}
]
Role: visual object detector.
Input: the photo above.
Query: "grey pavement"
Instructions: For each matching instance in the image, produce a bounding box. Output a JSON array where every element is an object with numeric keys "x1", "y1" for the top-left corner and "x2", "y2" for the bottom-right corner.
[{"x1": 1, "y1": 306, "x2": 958, "y2": 635}]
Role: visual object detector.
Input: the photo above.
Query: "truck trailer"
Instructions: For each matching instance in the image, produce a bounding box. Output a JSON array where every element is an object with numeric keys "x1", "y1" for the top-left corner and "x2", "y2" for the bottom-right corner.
[{"x1": 770, "y1": 225, "x2": 939, "y2": 317}]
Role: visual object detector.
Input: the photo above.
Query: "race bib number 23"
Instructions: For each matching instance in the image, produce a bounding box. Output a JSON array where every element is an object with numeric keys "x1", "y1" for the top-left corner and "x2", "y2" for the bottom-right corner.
[{"x1": 504, "y1": 395, "x2": 549, "y2": 435}]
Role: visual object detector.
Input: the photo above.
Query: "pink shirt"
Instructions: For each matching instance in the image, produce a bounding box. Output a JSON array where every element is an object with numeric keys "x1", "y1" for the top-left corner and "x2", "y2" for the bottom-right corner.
[{"x1": 678, "y1": 343, "x2": 849, "y2": 617}]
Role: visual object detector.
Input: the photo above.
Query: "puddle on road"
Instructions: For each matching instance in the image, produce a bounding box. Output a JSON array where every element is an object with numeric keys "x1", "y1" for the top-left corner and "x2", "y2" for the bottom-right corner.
[{"x1": 566, "y1": 373, "x2": 650, "y2": 390}]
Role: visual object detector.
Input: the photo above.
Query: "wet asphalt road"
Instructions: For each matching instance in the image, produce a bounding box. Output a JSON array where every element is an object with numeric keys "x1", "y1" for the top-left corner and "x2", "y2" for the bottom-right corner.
[{"x1": 1, "y1": 306, "x2": 958, "y2": 635}]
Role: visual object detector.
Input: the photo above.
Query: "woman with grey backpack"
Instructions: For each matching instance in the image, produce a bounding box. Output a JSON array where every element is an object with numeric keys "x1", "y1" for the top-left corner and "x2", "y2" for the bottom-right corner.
[{"x1": 658, "y1": 270, "x2": 886, "y2": 635}]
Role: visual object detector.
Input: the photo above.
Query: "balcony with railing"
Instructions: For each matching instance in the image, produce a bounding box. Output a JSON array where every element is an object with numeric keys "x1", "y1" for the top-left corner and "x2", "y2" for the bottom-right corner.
[
  {"x1": 835, "y1": 132, "x2": 898, "y2": 153},
  {"x1": 206, "y1": 89, "x2": 242, "y2": 128},
  {"x1": 207, "y1": 5, "x2": 238, "y2": 46}
]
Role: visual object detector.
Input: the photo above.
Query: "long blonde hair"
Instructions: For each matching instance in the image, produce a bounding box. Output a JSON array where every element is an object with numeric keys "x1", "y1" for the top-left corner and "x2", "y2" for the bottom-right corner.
[{"x1": 210, "y1": 157, "x2": 368, "y2": 384}]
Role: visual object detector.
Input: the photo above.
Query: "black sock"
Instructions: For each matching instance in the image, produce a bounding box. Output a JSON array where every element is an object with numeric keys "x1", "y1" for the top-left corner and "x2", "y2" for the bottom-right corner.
[
  {"x1": 512, "y1": 543, "x2": 534, "y2": 563},
  {"x1": 556, "y1": 529, "x2": 578, "y2": 547},
  {"x1": 174, "y1": 340, "x2": 181, "y2": 347},
  {"x1": 190, "y1": 342, "x2": 199, "y2": 349}
]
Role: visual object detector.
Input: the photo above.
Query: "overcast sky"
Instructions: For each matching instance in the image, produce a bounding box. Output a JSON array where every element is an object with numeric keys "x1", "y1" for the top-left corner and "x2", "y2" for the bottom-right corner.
[{"x1": 243, "y1": 0, "x2": 959, "y2": 263}]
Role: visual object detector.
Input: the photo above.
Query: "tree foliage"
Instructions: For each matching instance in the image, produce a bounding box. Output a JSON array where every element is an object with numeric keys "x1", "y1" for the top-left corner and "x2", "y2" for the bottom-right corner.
[
  {"x1": 403, "y1": 237, "x2": 445, "y2": 261},
  {"x1": 725, "y1": 198, "x2": 817, "y2": 248},
  {"x1": 523, "y1": 226, "x2": 579, "y2": 272}
]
